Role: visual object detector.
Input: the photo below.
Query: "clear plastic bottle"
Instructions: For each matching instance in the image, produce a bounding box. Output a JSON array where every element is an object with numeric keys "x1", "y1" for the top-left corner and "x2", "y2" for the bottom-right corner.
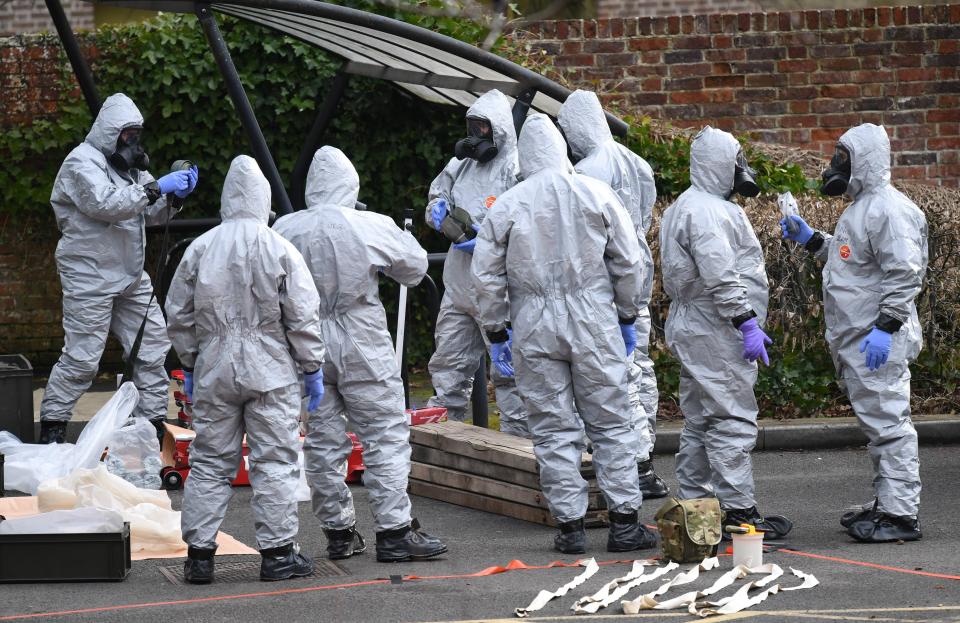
[{"x1": 778, "y1": 191, "x2": 800, "y2": 235}]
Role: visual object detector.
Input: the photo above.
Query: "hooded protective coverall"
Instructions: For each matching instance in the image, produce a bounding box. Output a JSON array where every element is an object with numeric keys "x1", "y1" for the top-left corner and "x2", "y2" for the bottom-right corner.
[
  {"x1": 424, "y1": 90, "x2": 527, "y2": 436},
  {"x1": 274, "y1": 146, "x2": 427, "y2": 532},
  {"x1": 165, "y1": 155, "x2": 325, "y2": 550},
  {"x1": 41, "y1": 93, "x2": 174, "y2": 424},
  {"x1": 659, "y1": 127, "x2": 769, "y2": 510},
  {"x1": 557, "y1": 89, "x2": 659, "y2": 460},
  {"x1": 808, "y1": 124, "x2": 927, "y2": 518},
  {"x1": 472, "y1": 113, "x2": 646, "y2": 522}
]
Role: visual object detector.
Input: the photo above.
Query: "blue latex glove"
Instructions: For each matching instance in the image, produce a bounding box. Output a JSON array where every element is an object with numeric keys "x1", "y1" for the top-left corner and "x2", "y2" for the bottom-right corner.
[
  {"x1": 860, "y1": 327, "x2": 892, "y2": 371},
  {"x1": 183, "y1": 370, "x2": 193, "y2": 402},
  {"x1": 620, "y1": 322, "x2": 637, "y2": 357},
  {"x1": 779, "y1": 215, "x2": 814, "y2": 245},
  {"x1": 490, "y1": 331, "x2": 514, "y2": 378},
  {"x1": 156, "y1": 170, "x2": 191, "y2": 195},
  {"x1": 453, "y1": 224, "x2": 481, "y2": 254},
  {"x1": 304, "y1": 369, "x2": 325, "y2": 412},
  {"x1": 430, "y1": 199, "x2": 448, "y2": 231},
  {"x1": 175, "y1": 165, "x2": 199, "y2": 199},
  {"x1": 739, "y1": 317, "x2": 773, "y2": 366}
]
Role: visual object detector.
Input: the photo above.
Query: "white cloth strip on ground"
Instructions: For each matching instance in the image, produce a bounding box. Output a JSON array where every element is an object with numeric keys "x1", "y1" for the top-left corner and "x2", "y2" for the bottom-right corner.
[{"x1": 515, "y1": 558, "x2": 600, "y2": 618}]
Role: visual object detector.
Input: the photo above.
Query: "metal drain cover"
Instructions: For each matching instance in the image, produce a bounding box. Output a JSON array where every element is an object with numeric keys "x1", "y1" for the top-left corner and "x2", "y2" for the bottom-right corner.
[{"x1": 159, "y1": 558, "x2": 349, "y2": 585}]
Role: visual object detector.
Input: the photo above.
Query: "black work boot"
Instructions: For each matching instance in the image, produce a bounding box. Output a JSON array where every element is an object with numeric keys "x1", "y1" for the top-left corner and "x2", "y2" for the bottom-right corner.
[
  {"x1": 840, "y1": 499, "x2": 877, "y2": 529},
  {"x1": 259, "y1": 542, "x2": 314, "y2": 581},
  {"x1": 150, "y1": 417, "x2": 166, "y2": 449},
  {"x1": 637, "y1": 459, "x2": 670, "y2": 499},
  {"x1": 554, "y1": 518, "x2": 586, "y2": 554},
  {"x1": 183, "y1": 546, "x2": 216, "y2": 584},
  {"x1": 848, "y1": 511, "x2": 922, "y2": 543},
  {"x1": 723, "y1": 506, "x2": 793, "y2": 540},
  {"x1": 607, "y1": 510, "x2": 658, "y2": 552},
  {"x1": 324, "y1": 525, "x2": 366, "y2": 560},
  {"x1": 375, "y1": 519, "x2": 447, "y2": 562},
  {"x1": 38, "y1": 420, "x2": 67, "y2": 444}
]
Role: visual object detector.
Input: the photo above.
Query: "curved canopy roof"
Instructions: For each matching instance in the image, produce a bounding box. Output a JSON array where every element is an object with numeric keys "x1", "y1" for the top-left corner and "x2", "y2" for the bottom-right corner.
[{"x1": 89, "y1": 0, "x2": 628, "y2": 135}]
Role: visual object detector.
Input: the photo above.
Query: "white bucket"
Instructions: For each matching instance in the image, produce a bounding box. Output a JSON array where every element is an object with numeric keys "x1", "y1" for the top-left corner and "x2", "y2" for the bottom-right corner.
[{"x1": 731, "y1": 532, "x2": 764, "y2": 568}]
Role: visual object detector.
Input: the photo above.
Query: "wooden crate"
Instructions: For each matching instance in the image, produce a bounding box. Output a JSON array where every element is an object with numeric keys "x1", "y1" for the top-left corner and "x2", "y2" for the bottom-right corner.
[{"x1": 408, "y1": 421, "x2": 607, "y2": 527}]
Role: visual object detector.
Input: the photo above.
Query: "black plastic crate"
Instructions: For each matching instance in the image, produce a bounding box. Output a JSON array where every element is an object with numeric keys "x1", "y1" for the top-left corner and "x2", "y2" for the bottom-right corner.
[
  {"x1": 0, "y1": 355, "x2": 34, "y2": 444},
  {"x1": 0, "y1": 522, "x2": 131, "y2": 583}
]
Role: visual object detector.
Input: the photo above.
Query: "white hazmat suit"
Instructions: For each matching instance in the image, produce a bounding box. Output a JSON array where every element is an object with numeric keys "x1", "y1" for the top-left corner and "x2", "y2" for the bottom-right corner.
[
  {"x1": 165, "y1": 155, "x2": 325, "y2": 550},
  {"x1": 807, "y1": 124, "x2": 927, "y2": 520},
  {"x1": 41, "y1": 93, "x2": 175, "y2": 426},
  {"x1": 274, "y1": 146, "x2": 427, "y2": 533},
  {"x1": 424, "y1": 90, "x2": 527, "y2": 437},
  {"x1": 659, "y1": 127, "x2": 768, "y2": 511},
  {"x1": 472, "y1": 113, "x2": 646, "y2": 524},
  {"x1": 558, "y1": 89, "x2": 660, "y2": 465}
]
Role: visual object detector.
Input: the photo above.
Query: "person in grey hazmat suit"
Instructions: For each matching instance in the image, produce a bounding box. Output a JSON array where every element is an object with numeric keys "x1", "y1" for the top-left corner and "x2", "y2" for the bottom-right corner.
[
  {"x1": 781, "y1": 123, "x2": 927, "y2": 543},
  {"x1": 557, "y1": 89, "x2": 668, "y2": 499},
  {"x1": 39, "y1": 93, "x2": 198, "y2": 444},
  {"x1": 424, "y1": 89, "x2": 527, "y2": 437},
  {"x1": 659, "y1": 126, "x2": 792, "y2": 539},
  {"x1": 472, "y1": 113, "x2": 656, "y2": 554},
  {"x1": 165, "y1": 155, "x2": 326, "y2": 583},
  {"x1": 274, "y1": 146, "x2": 447, "y2": 563}
]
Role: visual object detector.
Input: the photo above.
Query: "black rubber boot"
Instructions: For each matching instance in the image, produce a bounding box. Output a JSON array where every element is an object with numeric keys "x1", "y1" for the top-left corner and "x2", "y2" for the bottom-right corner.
[
  {"x1": 375, "y1": 519, "x2": 447, "y2": 562},
  {"x1": 637, "y1": 459, "x2": 670, "y2": 499},
  {"x1": 259, "y1": 542, "x2": 314, "y2": 581},
  {"x1": 183, "y1": 546, "x2": 216, "y2": 584},
  {"x1": 607, "y1": 510, "x2": 658, "y2": 552},
  {"x1": 554, "y1": 518, "x2": 586, "y2": 555},
  {"x1": 848, "y1": 511, "x2": 922, "y2": 543},
  {"x1": 841, "y1": 499, "x2": 877, "y2": 529},
  {"x1": 38, "y1": 420, "x2": 67, "y2": 445},
  {"x1": 324, "y1": 525, "x2": 366, "y2": 560},
  {"x1": 723, "y1": 506, "x2": 793, "y2": 540},
  {"x1": 150, "y1": 418, "x2": 166, "y2": 450}
]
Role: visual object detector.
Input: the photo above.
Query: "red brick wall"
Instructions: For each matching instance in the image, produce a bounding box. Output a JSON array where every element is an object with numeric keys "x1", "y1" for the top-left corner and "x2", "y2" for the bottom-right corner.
[
  {"x1": 599, "y1": 0, "x2": 762, "y2": 19},
  {"x1": 526, "y1": 5, "x2": 960, "y2": 186},
  {"x1": 0, "y1": 0, "x2": 94, "y2": 36}
]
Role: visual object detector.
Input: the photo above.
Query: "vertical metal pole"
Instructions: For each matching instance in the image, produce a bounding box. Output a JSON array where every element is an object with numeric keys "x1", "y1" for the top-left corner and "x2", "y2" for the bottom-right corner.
[
  {"x1": 291, "y1": 69, "x2": 351, "y2": 210},
  {"x1": 45, "y1": 0, "x2": 100, "y2": 116},
  {"x1": 196, "y1": 5, "x2": 294, "y2": 215},
  {"x1": 471, "y1": 358, "x2": 488, "y2": 429}
]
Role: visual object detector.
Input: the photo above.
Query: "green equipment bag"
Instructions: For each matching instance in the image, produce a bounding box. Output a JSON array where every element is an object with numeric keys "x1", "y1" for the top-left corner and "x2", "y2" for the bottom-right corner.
[{"x1": 655, "y1": 497, "x2": 722, "y2": 563}]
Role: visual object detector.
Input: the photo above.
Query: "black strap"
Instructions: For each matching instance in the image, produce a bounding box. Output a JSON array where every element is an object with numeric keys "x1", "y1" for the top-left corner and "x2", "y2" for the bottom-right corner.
[{"x1": 124, "y1": 194, "x2": 180, "y2": 381}]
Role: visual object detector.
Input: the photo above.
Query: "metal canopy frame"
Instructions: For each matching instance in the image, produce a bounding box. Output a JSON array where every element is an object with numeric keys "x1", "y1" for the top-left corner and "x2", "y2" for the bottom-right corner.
[
  {"x1": 57, "y1": 0, "x2": 628, "y2": 216},
  {"x1": 44, "y1": 0, "x2": 631, "y2": 426}
]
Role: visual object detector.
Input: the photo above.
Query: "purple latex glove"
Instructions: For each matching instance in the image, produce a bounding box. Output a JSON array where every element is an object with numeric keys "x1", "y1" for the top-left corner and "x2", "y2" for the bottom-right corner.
[
  {"x1": 183, "y1": 370, "x2": 193, "y2": 402},
  {"x1": 738, "y1": 317, "x2": 772, "y2": 366}
]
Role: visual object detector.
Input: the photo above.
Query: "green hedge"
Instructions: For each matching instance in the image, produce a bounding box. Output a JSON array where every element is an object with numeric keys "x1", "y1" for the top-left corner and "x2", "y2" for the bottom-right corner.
[{"x1": 2, "y1": 11, "x2": 954, "y2": 416}]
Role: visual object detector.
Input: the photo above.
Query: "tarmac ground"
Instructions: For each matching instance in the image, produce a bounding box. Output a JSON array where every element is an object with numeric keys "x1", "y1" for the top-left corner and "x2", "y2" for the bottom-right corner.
[{"x1": 2, "y1": 445, "x2": 958, "y2": 623}]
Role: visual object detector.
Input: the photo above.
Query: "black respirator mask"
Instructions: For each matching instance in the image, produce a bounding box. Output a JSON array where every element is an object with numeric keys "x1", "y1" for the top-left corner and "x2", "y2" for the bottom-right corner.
[
  {"x1": 454, "y1": 117, "x2": 498, "y2": 163},
  {"x1": 820, "y1": 145, "x2": 851, "y2": 197},
  {"x1": 728, "y1": 150, "x2": 760, "y2": 199},
  {"x1": 109, "y1": 127, "x2": 150, "y2": 172}
]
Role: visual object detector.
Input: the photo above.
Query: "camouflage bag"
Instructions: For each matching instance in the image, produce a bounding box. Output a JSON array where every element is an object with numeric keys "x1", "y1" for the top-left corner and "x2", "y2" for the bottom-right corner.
[{"x1": 655, "y1": 497, "x2": 722, "y2": 563}]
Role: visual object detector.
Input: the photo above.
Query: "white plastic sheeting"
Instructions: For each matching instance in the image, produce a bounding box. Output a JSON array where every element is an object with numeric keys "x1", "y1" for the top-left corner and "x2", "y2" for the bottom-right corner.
[{"x1": 0, "y1": 382, "x2": 139, "y2": 494}]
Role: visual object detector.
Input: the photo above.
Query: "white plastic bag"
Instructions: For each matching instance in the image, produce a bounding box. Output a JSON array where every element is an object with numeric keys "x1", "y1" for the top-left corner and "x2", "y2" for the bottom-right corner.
[
  {"x1": 1, "y1": 383, "x2": 139, "y2": 494},
  {"x1": 0, "y1": 508, "x2": 124, "y2": 535},
  {"x1": 105, "y1": 417, "x2": 162, "y2": 489},
  {"x1": 37, "y1": 465, "x2": 183, "y2": 553}
]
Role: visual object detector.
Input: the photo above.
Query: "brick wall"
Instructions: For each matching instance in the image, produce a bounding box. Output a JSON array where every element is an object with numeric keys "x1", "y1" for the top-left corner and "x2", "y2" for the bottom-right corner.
[
  {"x1": 0, "y1": 0, "x2": 94, "y2": 35},
  {"x1": 526, "y1": 4, "x2": 960, "y2": 186},
  {"x1": 599, "y1": 0, "x2": 762, "y2": 19}
]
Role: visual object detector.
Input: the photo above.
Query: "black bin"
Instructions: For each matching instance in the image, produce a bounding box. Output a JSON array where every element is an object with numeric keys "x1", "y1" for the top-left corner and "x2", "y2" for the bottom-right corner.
[
  {"x1": 0, "y1": 355, "x2": 33, "y2": 443},
  {"x1": 0, "y1": 522, "x2": 132, "y2": 582}
]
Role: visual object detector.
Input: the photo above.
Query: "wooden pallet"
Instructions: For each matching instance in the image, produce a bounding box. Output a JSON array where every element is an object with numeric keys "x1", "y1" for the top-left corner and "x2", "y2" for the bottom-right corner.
[{"x1": 408, "y1": 421, "x2": 607, "y2": 527}]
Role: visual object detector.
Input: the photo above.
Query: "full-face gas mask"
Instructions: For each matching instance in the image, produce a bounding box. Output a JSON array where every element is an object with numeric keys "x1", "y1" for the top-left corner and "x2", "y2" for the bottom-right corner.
[
  {"x1": 819, "y1": 144, "x2": 851, "y2": 197},
  {"x1": 109, "y1": 126, "x2": 150, "y2": 172},
  {"x1": 454, "y1": 116, "x2": 498, "y2": 163},
  {"x1": 729, "y1": 150, "x2": 760, "y2": 199}
]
